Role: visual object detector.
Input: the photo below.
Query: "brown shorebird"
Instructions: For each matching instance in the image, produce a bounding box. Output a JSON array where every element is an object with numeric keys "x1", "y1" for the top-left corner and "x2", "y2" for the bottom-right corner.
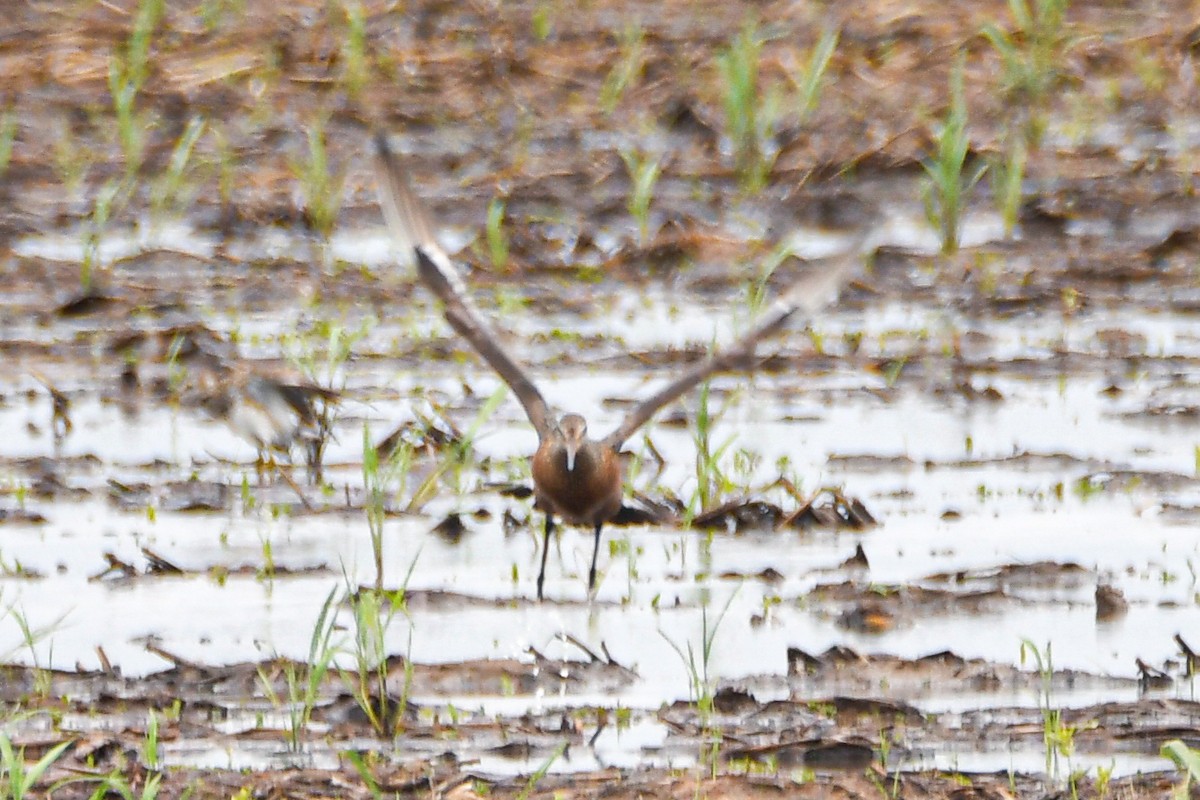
[
  {"x1": 374, "y1": 132, "x2": 864, "y2": 599},
  {"x1": 179, "y1": 350, "x2": 338, "y2": 478}
]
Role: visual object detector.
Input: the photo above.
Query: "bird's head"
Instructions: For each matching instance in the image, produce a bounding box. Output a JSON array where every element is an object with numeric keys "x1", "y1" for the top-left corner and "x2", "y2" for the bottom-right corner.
[{"x1": 557, "y1": 413, "x2": 589, "y2": 472}]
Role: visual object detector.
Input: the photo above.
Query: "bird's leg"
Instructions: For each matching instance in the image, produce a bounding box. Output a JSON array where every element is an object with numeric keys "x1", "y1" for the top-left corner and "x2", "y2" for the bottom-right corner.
[
  {"x1": 588, "y1": 522, "x2": 604, "y2": 593},
  {"x1": 537, "y1": 513, "x2": 556, "y2": 601}
]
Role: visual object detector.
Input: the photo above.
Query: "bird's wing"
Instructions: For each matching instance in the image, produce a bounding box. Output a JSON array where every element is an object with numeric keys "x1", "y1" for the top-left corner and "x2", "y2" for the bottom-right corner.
[
  {"x1": 373, "y1": 132, "x2": 553, "y2": 438},
  {"x1": 602, "y1": 237, "x2": 867, "y2": 450}
]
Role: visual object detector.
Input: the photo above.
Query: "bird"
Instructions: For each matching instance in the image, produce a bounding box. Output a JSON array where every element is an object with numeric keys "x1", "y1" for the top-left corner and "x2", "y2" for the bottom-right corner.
[
  {"x1": 373, "y1": 131, "x2": 865, "y2": 600},
  {"x1": 178, "y1": 349, "x2": 339, "y2": 480}
]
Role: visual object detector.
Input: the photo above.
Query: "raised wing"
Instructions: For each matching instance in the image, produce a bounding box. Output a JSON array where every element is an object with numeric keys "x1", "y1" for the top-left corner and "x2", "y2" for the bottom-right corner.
[
  {"x1": 602, "y1": 238, "x2": 867, "y2": 450},
  {"x1": 373, "y1": 132, "x2": 553, "y2": 438}
]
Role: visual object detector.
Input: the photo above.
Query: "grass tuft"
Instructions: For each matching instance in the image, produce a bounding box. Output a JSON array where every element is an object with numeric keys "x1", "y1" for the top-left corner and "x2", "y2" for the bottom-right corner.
[
  {"x1": 981, "y1": 0, "x2": 1073, "y2": 143},
  {"x1": 619, "y1": 147, "x2": 661, "y2": 244},
  {"x1": 921, "y1": 57, "x2": 986, "y2": 254},
  {"x1": 717, "y1": 19, "x2": 773, "y2": 192},
  {"x1": 601, "y1": 23, "x2": 645, "y2": 113}
]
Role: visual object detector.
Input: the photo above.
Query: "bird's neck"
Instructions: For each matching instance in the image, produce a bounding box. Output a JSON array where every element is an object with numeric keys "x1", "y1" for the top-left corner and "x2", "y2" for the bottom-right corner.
[{"x1": 560, "y1": 439, "x2": 598, "y2": 475}]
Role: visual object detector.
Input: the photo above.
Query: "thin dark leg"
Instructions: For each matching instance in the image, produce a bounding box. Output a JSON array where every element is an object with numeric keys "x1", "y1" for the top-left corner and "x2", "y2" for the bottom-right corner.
[
  {"x1": 537, "y1": 514, "x2": 555, "y2": 601},
  {"x1": 588, "y1": 522, "x2": 604, "y2": 592}
]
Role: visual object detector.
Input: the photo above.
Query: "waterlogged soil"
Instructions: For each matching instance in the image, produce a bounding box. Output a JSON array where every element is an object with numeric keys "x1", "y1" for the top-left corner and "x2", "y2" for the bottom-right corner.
[{"x1": 3, "y1": 0, "x2": 1200, "y2": 798}]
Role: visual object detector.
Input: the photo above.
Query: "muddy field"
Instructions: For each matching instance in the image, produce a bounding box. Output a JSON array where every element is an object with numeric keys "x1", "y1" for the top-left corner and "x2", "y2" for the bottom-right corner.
[{"x1": 1, "y1": 0, "x2": 1200, "y2": 798}]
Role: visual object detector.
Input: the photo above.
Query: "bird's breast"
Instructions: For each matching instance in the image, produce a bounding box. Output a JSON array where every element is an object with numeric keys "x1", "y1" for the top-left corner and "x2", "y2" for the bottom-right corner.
[{"x1": 531, "y1": 441, "x2": 623, "y2": 525}]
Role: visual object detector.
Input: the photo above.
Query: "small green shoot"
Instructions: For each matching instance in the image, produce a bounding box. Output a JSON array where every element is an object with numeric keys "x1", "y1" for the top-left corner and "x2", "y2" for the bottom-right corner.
[
  {"x1": 89, "y1": 770, "x2": 164, "y2": 800},
  {"x1": 790, "y1": 28, "x2": 839, "y2": 123},
  {"x1": 988, "y1": 134, "x2": 1027, "y2": 237},
  {"x1": 747, "y1": 242, "x2": 794, "y2": 316},
  {"x1": 108, "y1": 59, "x2": 145, "y2": 178},
  {"x1": 486, "y1": 197, "x2": 509, "y2": 270},
  {"x1": 343, "y1": 580, "x2": 416, "y2": 737},
  {"x1": 716, "y1": 18, "x2": 778, "y2": 192},
  {"x1": 362, "y1": 426, "x2": 403, "y2": 592},
  {"x1": 921, "y1": 57, "x2": 986, "y2": 254},
  {"x1": 660, "y1": 591, "x2": 739, "y2": 769},
  {"x1": 150, "y1": 116, "x2": 206, "y2": 219},
  {"x1": 344, "y1": 750, "x2": 384, "y2": 799},
  {"x1": 143, "y1": 710, "x2": 160, "y2": 771},
  {"x1": 82, "y1": 178, "x2": 125, "y2": 291},
  {"x1": 1162, "y1": 740, "x2": 1200, "y2": 795},
  {"x1": 10, "y1": 606, "x2": 64, "y2": 699},
  {"x1": 292, "y1": 114, "x2": 345, "y2": 250},
  {"x1": 531, "y1": 2, "x2": 553, "y2": 41},
  {"x1": 447, "y1": 383, "x2": 509, "y2": 489},
  {"x1": 257, "y1": 532, "x2": 275, "y2": 581},
  {"x1": 618, "y1": 147, "x2": 660, "y2": 244},
  {"x1": 256, "y1": 586, "x2": 340, "y2": 752},
  {"x1": 0, "y1": 104, "x2": 15, "y2": 176},
  {"x1": 106, "y1": 0, "x2": 164, "y2": 177},
  {"x1": 515, "y1": 741, "x2": 567, "y2": 800},
  {"x1": 340, "y1": 0, "x2": 369, "y2": 100},
  {"x1": 1021, "y1": 638, "x2": 1088, "y2": 779},
  {"x1": 211, "y1": 123, "x2": 237, "y2": 209},
  {"x1": 282, "y1": 316, "x2": 373, "y2": 480},
  {"x1": 981, "y1": 0, "x2": 1072, "y2": 142},
  {"x1": 600, "y1": 23, "x2": 644, "y2": 113},
  {"x1": 689, "y1": 380, "x2": 737, "y2": 516},
  {"x1": 0, "y1": 734, "x2": 71, "y2": 800},
  {"x1": 53, "y1": 124, "x2": 92, "y2": 195}
]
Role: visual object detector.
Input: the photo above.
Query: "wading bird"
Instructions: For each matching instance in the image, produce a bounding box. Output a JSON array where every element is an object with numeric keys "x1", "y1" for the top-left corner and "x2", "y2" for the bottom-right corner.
[
  {"x1": 374, "y1": 132, "x2": 864, "y2": 600},
  {"x1": 182, "y1": 350, "x2": 338, "y2": 480}
]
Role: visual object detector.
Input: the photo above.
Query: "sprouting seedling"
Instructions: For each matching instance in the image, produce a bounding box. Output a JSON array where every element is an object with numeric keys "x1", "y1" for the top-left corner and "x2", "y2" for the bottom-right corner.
[
  {"x1": 341, "y1": 566, "x2": 417, "y2": 737},
  {"x1": 988, "y1": 132, "x2": 1027, "y2": 237},
  {"x1": 448, "y1": 382, "x2": 509, "y2": 489},
  {"x1": 108, "y1": 58, "x2": 145, "y2": 177},
  {"x1": 291, "y1": 114, "x2": 345, "y2": 246},
  {"x1": 717, "y1": 19, "x2": 768, "y2": 191},
  {"x1": 689, "y1": 379, "x2": 737, "y2": 516},
  {"x1": 0, "y1": 104, "x2": 15, "y2": 177},
  {"x1": 8, "y1": 604, "x2": 67, "y2": 700},
  {"x1": 0, "y1": 733, "x2": 72, "y2": 800},
  {"x1": 283, "y1": 315, "x2": 373, "y2": 393},
  {"x1": 658, "y1": 590, "x2": 739, "y2": 762},
  {"x1": 531, "y1": 1, "x2": 553, "y2": 40},
  {"x1": 150, "y1": 115, "x2": 206, "y2": 219},
  {"x1": 142, "y1": 710, "x2": 160, "y2": 771},
  {"x1": 619, "y1": 147, "x2": 661, "y2": 244},
  {"x1": 790, "y1": 27, "x2": 839, "y2": 124},
  {"x1": 486, "y1": 196, "x2": 509, "y2": 270},
  {"x1": 1020, "y1": 639, "x2": 1078, "y2": 778},
  {"x1": 125, "y1": 0, "x2": 164, "y2": 89},
  {"x1": 600, "y1": 22, "x2": 645, "y2": 113},
  {"x1": 515, "y1": 741, "x2": 567, "y2": 800},
  {"x1": 255, "y1": 586, "x2": 340, "y2": 752},
  {"x1": 981, "y1": 0, "x2": 1070, "y2": 102},
  {"x1": 340, "y1": 0, "x2": 368, "y2": 100},
  {"x1": 1162, "y1": 740, "x2": 1200, "y2": 793},
  {"x1": 362, "y1": 425, "x2": 404, "y2": 592},
  {"x1": 82, "y1": 178, "x2": 125, "y2": 292},
  {"x1": 980, "y1": 0, "x2": 1072, "y2": 145},
  {"x1": 107, "y1": 0, "x2": 164, "y2": 177},
  {"x1": 210, "y1": 123, "x2": 237, "y2": 209},
  {"x1": 53, "y1": 123, "x2": 92, "y2": 196},
  {"x1": 747, "y1": 241, "x2": 794, "y2": 316},
  {"x1": 921, "y1": 56, "x2": 987, "y2": 254},
  {"x1": 345, "y1": 750, "x2": 385, "y2": 800}
]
